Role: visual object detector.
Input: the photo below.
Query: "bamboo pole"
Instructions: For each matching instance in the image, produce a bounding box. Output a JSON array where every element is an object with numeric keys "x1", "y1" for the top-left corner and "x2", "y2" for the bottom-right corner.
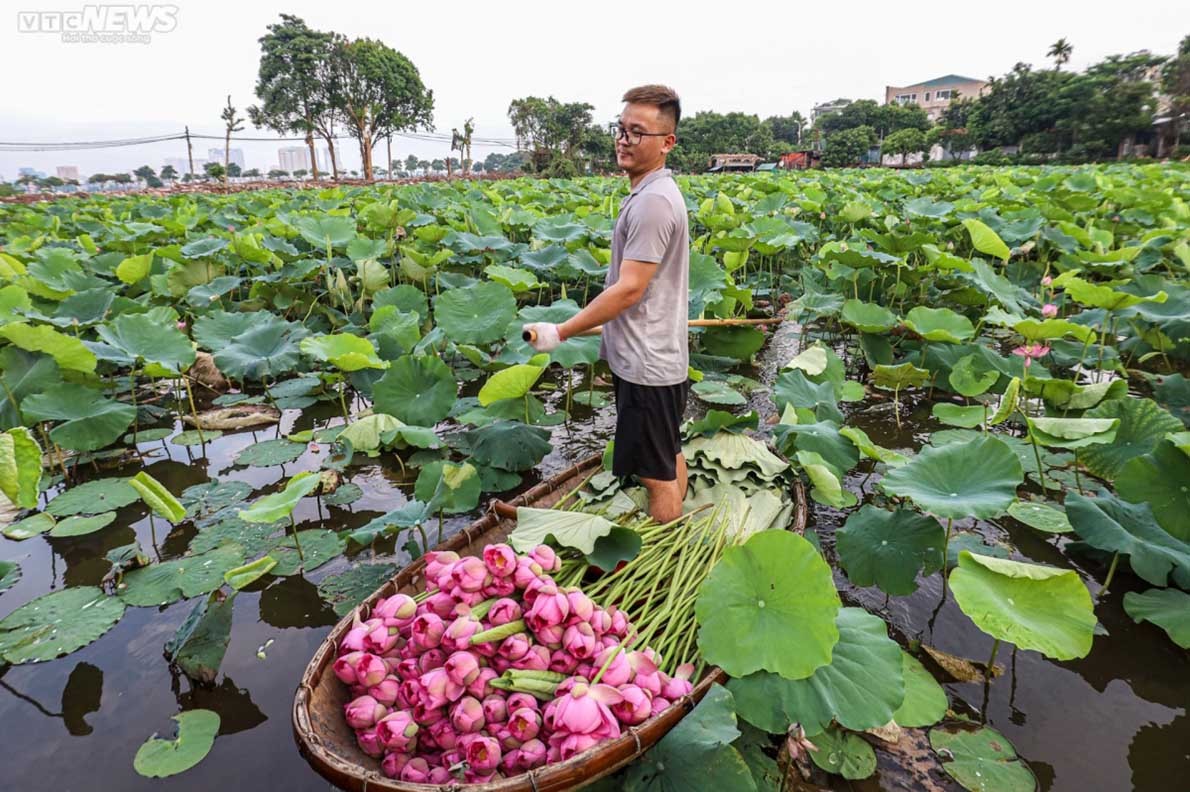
[{"x1": 522, "y1": 316, "x2": 783, "y2": 343}]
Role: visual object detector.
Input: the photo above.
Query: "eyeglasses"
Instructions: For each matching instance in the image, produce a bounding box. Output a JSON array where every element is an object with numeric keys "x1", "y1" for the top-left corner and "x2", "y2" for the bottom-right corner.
[{"x1": 609, "y1": 122, "x2": 671, "y2": 146}]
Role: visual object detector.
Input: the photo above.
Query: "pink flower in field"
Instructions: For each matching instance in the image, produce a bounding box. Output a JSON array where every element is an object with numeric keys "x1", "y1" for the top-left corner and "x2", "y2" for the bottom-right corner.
[
  {"x1": 1041, "y1": 303, "x2": 1059, "y2": 318},
  {"x1": 375, "y1": 710, "x2": 419, "y2": 752},
  {"x1": 344, "y1": 695, "x2": 387, "y2": 729},
  {"x1": 612, "y1": 684, "x2": 652, "y2": 725},
  {"x1": 227, "y1": 224, "x2": 235, "y2": 232},
  {"x1": 483, "y1": 543, "x2": 517, "y2": 577},
  {"x1": 1041, "y1": 275, "x2": 1053, "y2": 286},
  {"x1": 176, "y1": 320, "x2": 187, "y2": 331},
  {"x1": 488, "y1": 598, "x2": 522, "y2": 627},
  {"x1": 451, "y1": 695, "x2": 486, "y2": 734},
  {"x1": 1012, "y1": 343, "x2": 1051, "y2": 368},
  {"x1": 466, "y1": 735, "x2": 502, "y2": 774},
  {"x1": 444, "y1": 650, "x2": 481, "y2": 687}
]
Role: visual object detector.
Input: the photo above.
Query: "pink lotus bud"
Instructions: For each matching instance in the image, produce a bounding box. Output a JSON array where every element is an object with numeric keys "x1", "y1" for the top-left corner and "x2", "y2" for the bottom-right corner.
[
  {"x1": 499, "y1": 632, "x2": 532, "y2": 661},
  {"x1": 381, "y1": 655, "x2": 403, "y2": 674},
  {"x1": 1041, "y1": 275, "x2": 1053, "y2": 286},
  {"x1": 608, "y1": 607, "x2": 630, "y2": 638},
  {"x1": 444, "y1": 615, "x2": 482, "y2": 650},
  {"x1": 429, "y1": 766, "x2": 454, "y2": 784},
  {"x1": 352, "y1": 653, "x2": 387, "y2": 688},
  {"x1": 445, "y1": 650, "x2": 481, "y2": 687},
  {"x1": 176, "y1": 320, "x2": 187, "y2": 331},
  {"x1": 488, "y1": 598, "x2": 523, "y2": 627},
  {"x1": 416, "y1": 648, "x2": 446, "y2": 673},
  {"x1": 661, "y1": 675, "x2": 693, "y2": 701},
  {"x1": 368, "y1": 678, "x2": 400, "y2": 707},
  {"x1": 411, "y1": 613, "x2": 445, "y2": 651},
  {"x1": 483, "y1": 543, "x2": 518, "y2": 577},
  {"x1": 565, "y1": 590, "x2": 594, "y2": 624},
  {"x1": 1041, "y1": 303, "x2": 1058, "y2": 318},
  {"x1": 419, "y1": 667, "x2": 464, "y2": 709},
  {"x1": 333, "y1": 651, "x2": 365, "y2": 685},
  {"x1": 452, "y1": 556, "x2": 489, "y2": 592},
  {"x1": 451, "y1": 695, "x2": 486, "y2": 734},
  {"x1": 345, "y1": 695, "x2": 388, "y2": 730},
  {"x1": 397, "y1": 679, "x2": 421, "y2": 709},
  {"x1": 514, "y1": 557, "x2": 544, "y2": 589},
  {"x1": 364, "y1": 623, "x2": 400, "y2": 655},
  {"x1": 424, "y1": 590, "x2": 457, "y2": 619},
  {"x1": 522, "y1": 576, "x2": 556, "y2": 607},
  {"x1": 428, "y1": 717, "x2": 458, "y2": 750},
  {"x1": 508, "y1": 707, "x2": 542, "y2": 741},
  {"x1": 563, "y1": 622, "x2": 597, "y2": 660},
  {"x1": 557, "y1": 731, "x2": 603, "y2": 760},
  {"x1": 552, "y1": 680, "x2": 623, "y2": 736},
  {"x1": 483, "y1": 576, "x2": 517, "y2": 598},
  {"x1": 357, "y1": 728, "x2": 384, "y2": 758},
  {"x1": 466, "y1": 734, "x2": 502, "y2": 774},
  {"x1": 451, "y1": 588, "x2": 486, "y2": 609},
  {"x1": 412, "y1": 699, "x2": 445, "y2": 726},
  {"x1": 424, "y1": 550, "x2": 459, "y2": 581},
  {"x1": 612, "y1": 684, "x2": 652, "y2": 725},
  {"x1": 380, "y1": 750, "x2": 409, "y2": 778},
  {"x1": 549, "y1": 648, "x2": 580, "y2": 674},
  {"x1": 496, "y1": 724, "x2": 521, "y2": 751},
  {"x1": 340, "y1": 622, "x2": 372, "y2": 653},
  {"x1": 518, "y1": 738, "x2": 547, "y2": 769},
  {"x1": 483, "y1": 694, "x2": 508, "y2": 724},
  {"x1": 511, "y1": 644, "x2": 550, "y2": 671},
  {"x1": 592, "y1": 646, "x2": 631, "y2": 686},
  {"x1": 467, "y1": 667, "x2": 499, "y2": 699},
  {"x1": 507, "y1": 693, "x2": 538, "y2": 713},
  {"x1": 526, "y1": 590, "x2": 569, "y2": 632},
  {"x1": 529, "y1": 545, "x2": 560, "y2": 571},
  {"x1": 376, "y1": 710, "x2": 419, "y2": 752},
  {"x1": 588, "y1": 608, "x2": 613, "y2": 636},
  {"x1": 650, "y1": 696, "x2": 673, "y2": 716},
  {"x1": 501, "y1": 747, "x2": 522, "y2": 774},
  {"x1": 490, "y1": 655, "x2": 512, "y2": 674},
  {"x1": 399, "y1": 757, "x2": 431, "y2": 784},
  {"x1": 374, "y1": 593, "x2": 417, "y2": 627},
  {"x1": 535, "y1": 623, "x2": 565, "y2": 647}
]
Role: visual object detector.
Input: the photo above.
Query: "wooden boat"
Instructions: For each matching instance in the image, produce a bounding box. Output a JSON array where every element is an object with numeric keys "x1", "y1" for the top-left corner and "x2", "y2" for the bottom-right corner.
[{"x1": 293, "y1": 454, "x2": 807, "y2": 791}]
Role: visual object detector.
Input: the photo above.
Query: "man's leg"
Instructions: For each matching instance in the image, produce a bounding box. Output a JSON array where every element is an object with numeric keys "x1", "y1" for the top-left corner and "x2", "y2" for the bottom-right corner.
[
  {"x1": 640, "y1": 475, "x2": 683, "y2": 522},
  {"x1": 676, "y1": 453, "x2": 687, "y2": 501}
]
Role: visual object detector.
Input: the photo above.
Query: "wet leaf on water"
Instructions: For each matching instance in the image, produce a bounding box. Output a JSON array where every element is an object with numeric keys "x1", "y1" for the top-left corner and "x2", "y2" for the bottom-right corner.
[
  {"x1": 929, "y1": 724, "x2": 1037, "y2": 792},
  {"x1": 133, "y1": 709, "x2": 220, "y2": 778},
  {"x1": 317, "y1": 563, "x2": 399, "y2": 616},
  {"x1": 119, "y1": 546, "x2": 245, "y2": 607},
  {"x1": 234, "y1": 439, "x2": 306, "y2": 467},
  {"x1": 46, "y1": 477, "x2": 139, "y2": 516},
  {"x1": 49, "y1": 511, "x2": 117, "y2": 538},
  {"x1": 166, "y1": 591, "x2": 236, "y2": 683},
  {"x1": 0, "y1": 586, "x2": 126, "y2": 664}
]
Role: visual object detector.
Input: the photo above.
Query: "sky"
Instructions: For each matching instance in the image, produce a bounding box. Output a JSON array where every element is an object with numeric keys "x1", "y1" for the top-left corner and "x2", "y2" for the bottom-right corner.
[{"x1": 1, "y1": 0, "x2": 1187, "y2": 179}]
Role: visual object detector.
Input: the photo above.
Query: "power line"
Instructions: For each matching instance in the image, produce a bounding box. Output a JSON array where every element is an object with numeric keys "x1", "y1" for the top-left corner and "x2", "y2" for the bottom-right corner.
[{"x1": 1, "y1": 129, "x2": 518, "y2": 152}]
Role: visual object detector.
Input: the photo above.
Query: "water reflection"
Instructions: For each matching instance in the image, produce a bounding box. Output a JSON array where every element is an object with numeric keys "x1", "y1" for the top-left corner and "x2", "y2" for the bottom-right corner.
[
  {"x1": 258, "y1": 575, "x2": 338, "y2": 629},
  {"x1": 173, "y1": 674, "x2": 267, "y2": 736},
  {"x1": 0, "y1": 661, "x2": 103, "y2": 736}
]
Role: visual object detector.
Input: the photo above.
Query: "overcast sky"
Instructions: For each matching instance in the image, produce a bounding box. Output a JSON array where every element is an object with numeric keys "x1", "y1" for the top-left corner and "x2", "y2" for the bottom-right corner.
[{"x1": 1, "y1": 0, "x2": 1187, "y2": 179}]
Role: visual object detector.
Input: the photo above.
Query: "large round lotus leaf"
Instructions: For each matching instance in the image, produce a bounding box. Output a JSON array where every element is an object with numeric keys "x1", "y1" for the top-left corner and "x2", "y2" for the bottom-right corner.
[
  {"x1": 191, "y1": 310, "x2": 259, "y2": 351},
  {"x1": 930, "y1": 725, "x2": 1037, "y2": 792},
  {"x1": 124, "y1": 428, "x2": 173, "y2": 444},
  {"x1": 962, "y1": 218, "x2": 1012, "y2": 261},
  {"x1": 180, "y1": 237, "x2": 229, "y2": 258},
  {"x1": 509, "y1": 507, "x2": 615, "y2": 555},
  {"x1": 119, "y1": 546, "x2": 245, "y2": 607},
  {"x1": 371, "y1": 354, "x2": 457, "y2": 427},
  {"x1": 1153, "y1": 373, "x2": 1189, "y2": 427},
  {"x1": 949, "y1": 354, "x2": 1000, "y2": 397},
  {"x1": 95, "y1": 313, "x2": 196, "y2": 374},
  {"x1": 434, "y1": 282, "x2": 516, "y2": 344},
  {"x1": 0, "y1": 322, "x2": 97, "y2": 374},
  {"x1": 728, "y1": 607, "x2": 904, "y2": 734},
  {"x1": 701, "y1": 326, "x2": 766, "y2": 360},
  {"x1": 133, "y1": 710, "x2": 220, "y2": 778},
  {"x1": 807, "y1": 726, "x2": 876, "y2": 780},
  {"x1": 318, "y1": 563, "x2": 399, "y2": 616},
  {"x1": 880, "y1": 435, "x2": 1022, "y2": 520},
  {"x1": 1079, "y1": 397, "x2": 1182, "y2": 479},
  {"x1": 238, "y1": 472, "x2": 321, "y2": 524},
  {"x1": 50, "y1": 511, "x2": 117, "y2": 538},
  {"x1": 903, "y1": 306, "x2": 976, "y2": 343},
  {"x1": 0, "y1": 560, "x2": 19, "y2": 593},
  {"x1": 0, "y1": 586, "x2": 126, "y2": 664},
  {"x1": 1065, "y1": 492, "x2": 1190, "y2": 588},
  {"x1": 932, "y1": 403, "x2": 986, "y2": 428},
  {"x1": 2, "y1": 512, "x2": 56, "y2": 540},
  {"x1": 267, "y1": 529, "x2": 345, "y2": 576},
  {"x1": 189, "y1": 518, "x2": 279, "y2": 558},
  {"x1": 234, "y1": 439, "x2": 306, "y2": 467},
  {"x1": 0, "y1": 347, "x2": 63, "y2": 430},
  {"x1": 374, "y1": 284, "x2": 430, "y2": 322},
  {"x1": 21, "y1": 383, "x2": 136, "y2": 452},
  {"x1": 779, "y1": 421, "x2": 859, "y2": 474},
  {"x1": 691, "y1": 379, "x2": 746, "y2": 406},
  {"x1": 465, "y1": 421, "x2": 552, "y2": 472},
  {"x1": 950, "y1": 550, "x2": 1096, "y2": 660},
  {"x1": 841, "y1": 299, "x2": 898, "y2": 333},
  {"x1": 478, "y1": 363, "x2": 545, "y2": 406},
  {"x1": 172, "y1": 429, "x2": 225, "y2": 447},
  {"x1": 1116, "y1": 440, "x2": 1190, "y2": 542},
  {"x1": 181, "y1": 480, "x2": 254, "y2": 521},
  {"x1": 696, "y1": 530, "x2": 840, "y2": 680},
  {"x1": 413, "y1": 461, "x2": 481, "y2": 514},
  {"x1": 872, "y1": 362, "x2": 930, "y2": 391},
  {"x1": 293, "y1": 214, "x2": 357, "y2": 250},
  {"x1": 1026, "y1": 416, "x2": 1119, "y2": 450},
  {"x1": 212, "y1": 315, "x2": 308, "y2": 381},
  {"x1": 1007, "y1": 500, "x2": 1072, "y2": 534},
  {"x1": 299, "y1": 334, "x2": 387, "y2": 372},
  {"x1": 893, "y1": 652, "x2": 948, "y2": 727},
  {"x1": 1123, "y1": 588, "x2": 1190, "y2": 649},
  {"x1": 47, "y1": 477, "x2": 140, "y2": 516},
  {"x1": 837, "y1": 506, "x2": 945, "y2": 595}
]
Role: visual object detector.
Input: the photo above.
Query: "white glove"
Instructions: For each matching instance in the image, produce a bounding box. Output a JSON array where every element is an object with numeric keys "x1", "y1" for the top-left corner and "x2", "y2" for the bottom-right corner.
[{"x1": 523, "y1": 322, "x2": 562, "y2": 352}]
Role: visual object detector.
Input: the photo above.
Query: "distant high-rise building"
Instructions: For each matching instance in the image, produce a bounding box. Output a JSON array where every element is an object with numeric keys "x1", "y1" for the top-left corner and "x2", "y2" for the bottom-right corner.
[
  {"x1": 207, "y1": 147, "x2": 246, "y2": 169},
  {"x1": 162, "y1": 157, "x2": 195, "y2": 176},
  {"x1": 56, "y1": 166, "x2": 80, "y2": 182},
  {"x1": 277, "y1": 146, "x2": 309, "y2": 173},
  {"x1": 17, "y1": 167, "x2": 46, "y2": 179}
]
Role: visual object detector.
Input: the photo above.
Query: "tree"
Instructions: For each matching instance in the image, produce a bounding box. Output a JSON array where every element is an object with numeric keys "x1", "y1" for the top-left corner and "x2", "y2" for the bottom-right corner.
[
  {"x1": 452, "y1": 118, "x2": 475, "y2": 173},
  {"x1": 881, "y1": 127, "x2": 927, "y2": 164},
  {"x1": 226, "y1": 162, "x2": 243, "y2": 178},
  {"x1": 133, "y1": 165, "x2": 156, "y2": 181},
  {"x1": 86, "y1": 173, "x2": 107, "y2": 184},
  {"x1": 203, "y1": 162, "x2": 226, "y2": 181},
  {"x1": 763, "y1": 112, "x2": 807, "y2": 147},
  {"x1": 405, "y1": 154, "x2": 420, "y2": 172},
  {"x1": 507, "y1": 96, "x2": 596, "y2": 175},
  {"x1": 1161, "y1": 34, "x2": 1190, "y2": 152},
  {"x1": 418, "y1": 159, "x2": 430, "y2": 173},
  {"x1": 293, "y1": 168, "x2": 309, "y2": 179},
  {"x1": 822, "y1": 125, "x2": 875, "y2": 167},
  {"x1": 160, "y1": 164, "x2": 178, "y2": 180},
  {"x1": 250, "y1": 14, "x2": 336, "y2": 180},
  {"x1": 1048, "y1": 38, "x2": 1074, "y2": 71},
  {"x1": 244, "y1": 168, "x2": 261, "y2": 178},
  {"x1": 220, "y1": 95, "x2": 245, "y2": 187},
  {"x1": 268, "y1": 168, "x2": 289, "y2": 179},
  {"x1": 333, "y1": 36, "x2": 434, "y2": 181},
  {"x1": 668, "y1": 111, "x2": 772, "y2": 172},
  {"x1": 430, "y1": 159, "x2": 445, "y2": 173}
]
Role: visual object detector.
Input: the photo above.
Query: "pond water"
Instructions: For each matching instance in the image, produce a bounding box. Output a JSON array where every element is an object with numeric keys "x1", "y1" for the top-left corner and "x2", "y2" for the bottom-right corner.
[{"x1": 0, "y1": 318, "x2": 1186, "y2": 791}]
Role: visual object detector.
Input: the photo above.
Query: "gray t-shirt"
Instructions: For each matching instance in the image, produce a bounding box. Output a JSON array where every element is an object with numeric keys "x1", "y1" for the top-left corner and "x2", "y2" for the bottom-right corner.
[{"x1": 599, "y1": 167, "x2": 689, "y2": 386}]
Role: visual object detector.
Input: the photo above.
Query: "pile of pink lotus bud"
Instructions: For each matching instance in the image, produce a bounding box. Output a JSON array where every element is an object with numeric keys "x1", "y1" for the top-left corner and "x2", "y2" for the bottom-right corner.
[{"x1": 333, "y1": 543, "x2": 694, "y2": 784}]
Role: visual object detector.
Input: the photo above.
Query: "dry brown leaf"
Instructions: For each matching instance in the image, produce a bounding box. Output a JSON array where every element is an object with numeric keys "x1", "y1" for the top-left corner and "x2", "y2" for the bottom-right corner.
[
  {"x1": 183, "y1": 404, "x2": 280, "y2": 430},
  {"x1": 921, "y1": 644, "x2": 1003, "y2": 683}
]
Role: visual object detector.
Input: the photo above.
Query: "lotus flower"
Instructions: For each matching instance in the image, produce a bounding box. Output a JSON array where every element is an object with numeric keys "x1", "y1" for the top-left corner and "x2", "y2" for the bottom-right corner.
[
  {"x1": 488, "y1": 597, "x2": 523, "y2": 627},
  {"x1": 350, "y1": 653, "x2": 387, "y2": 688},
  {"x1": 368, "y1": 678, "x2": 400, "y2": 707},
  {"x1": 374, "y1": 593, "x2": 417, "y2": 627},
  {"x1": 518, "y1": 738, "x2": 547, "y2": 769},
  {"x1": 501, "y1": 748, "x2": 522, "y2": 774},
  {"x1": 416, "y1": 648, "x2": 446, "y2": 674},
  {"x1": 397, "y1": 679, "x2": 422, "y2": 709},
  {"x1": 443, "y1": 615, "x2": 481, "y2": 650},
  {"x1": 563, "y1": 622, "x2": 597, "y2": 660},
  {"x1": 419, "y1": 667, "x2": 464, "y2": 709},
  {"x1": 399, "y1": 757, "x2": 432, "y2": 783},
  {"x1": 429, "y1": 766, "x2": 454, "y2": 784},
  {"x1": 339, "y1": 618, "x2": 374, "y2": 653},
  {"x1": 424, "y1": 591, "x2": 457, "y2": 619},
  {"x1": 483, "y1": 543, "x2": 517, "y2": 577},
  {"x1": 1041, "y1": 303, "x2": 1059, "y2": 318},
  {"x1": 357, "y1": 728, "x2": 384, "y2": 758},
  {"x1": 467, "y1": 667, "x2": 498, "y2": 699},
  {"x1": 412, "y1": 699, "x2": 445, "y2": 726},
  {"x1": 482, "y1": 694, "x2": 508, "y2": 724},
  {"x1": 534, "y1": 623, "x2": 565, "y2": 647},
  {"x1": 1041, "y1": 275, "x2": 1053, "y2": 286},
  {"x1": 526, "y1": 589, "x2": 569, "y2": 632},
  {"x1": 628, "y1": 651, "x2": 662, "y2": 696},
  {"x1": 364, "y1": 623, "x2": 400, "y2": 655},
  {"x1": 484, "y1": 576, "x2": 517, "y2": 598},
  {"x1": 462, "y1": 734, "x2": 501, "y2": 774},
  {"x1": 444, "y1": 650, "x2": 481, "y2": 687},
  {"x1": 424, "y1": 550, "x2": 459, "y2": 582},
  {"x1": 333, "y1": 651, "x2": 365, "y2": 685},
  {"x1": 608, "y1": 607, "x2": 630, "y2": 638},
  {"x1": 498, "y1": 632, "x2": 532, "y2": 661},
  {"x1": 565, "y1": 589, "x2": 594, "y2": 624},
  {"x1": 588, "y1": 608, "x2": 613, "y2": 636},
  {"x1": 530, "y1": 544, "x2": 560, "y2": 571},
  {"x1": 428, "y1": 718, "x2": 458, "y2": 751},
  {"x1": 508, "y1": 707, "x2": 542, "y2": 741},
  {"x1": 451, "y1": 695, "x2": 485, "y2": 734},
  {"x1": 1012, "y1": 343, "x2": 1051, "y2": 368},
  {"x1": 549, "y1": 647, "x2": 580, "y2": 674},
  {"x1": 507, "y1": 692, "x2": 538, "y2": 713},
  {"x1": 511, "y1": 644, "x2": 550, "y2": 671},
  {"x1": 514, "y1": 557, "x2": 544, "y2": 589},
  {"x1": 376, "y1": 710, "x2": 419, "y2": 752},
  {"x1": 380, "y1": 750, "x2": 408, "y2": 778},
  {"x1": 452, "y1": 556, "x2": 488, "y2": 592},
  {"x1": 411, "y1": 613, "x2": 445, "y2": 651},
  {"x1": 650, "y1": 696, "x2": 672, "y2": 716},
  {"x1": 592, "y1": 646, "x2": 631, "y2": 686},
  {"x1": 551, "y1": 680, "x2": 623, "y2": 735},
  {"x1": 611, "y1": 684, "x2": 651, "y2": 725}
]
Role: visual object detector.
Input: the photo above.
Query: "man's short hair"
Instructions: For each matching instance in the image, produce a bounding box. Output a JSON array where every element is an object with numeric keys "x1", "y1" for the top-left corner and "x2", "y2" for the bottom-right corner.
[{"x1": 621, "y1": 85, "x2": 681, "y2": 132}]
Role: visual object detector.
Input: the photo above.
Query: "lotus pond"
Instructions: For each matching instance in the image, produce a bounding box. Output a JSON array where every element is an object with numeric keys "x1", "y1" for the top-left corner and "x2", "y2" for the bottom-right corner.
[{"x1": 0, "y1": 163, "x2": 1187, "y2": 791}]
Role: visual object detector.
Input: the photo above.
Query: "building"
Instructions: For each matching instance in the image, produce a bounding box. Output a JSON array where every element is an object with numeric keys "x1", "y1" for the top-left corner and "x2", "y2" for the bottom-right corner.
[
  {"x1": 811, "y1": 99, "x2": 851, "y2": 125},
  {"x1": 17, "y1": 167, "x2": 46, "y2": 179},
  {"x1": 706, "y1": 153, "x2": 762, "y2": 173},
  {"x1": 56, "y1": 165, "x2": 80, "y2": 182},
  {"x1": 884, "y1": 74, "x2": 989, "y2": 121},
  {"x1": 163, "y1": 156, "x2": 205, "y2": 177},
  {"x1": 207, "y1": 147, "x2": 246, "y2": 169},
  {"x1": 276, "y1": 146, "x2": 331, "y2": 175}
]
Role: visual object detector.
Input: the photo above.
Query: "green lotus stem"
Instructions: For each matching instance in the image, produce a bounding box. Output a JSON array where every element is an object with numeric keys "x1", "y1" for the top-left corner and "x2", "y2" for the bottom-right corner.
[
  {"x1": 414, "y1": 522, "x2": 429, "y2": 555},
  {"x1": 468, "y1": 597, "x2": 499, "y2": 621},
  {"x1": 181, "y1": 373, "x2": 205, "y2": 444},
  {"x1": 470, "y1": 619, "x2": 526, "y2": 645},
  {"x1": 943, "y1": 517, "x2": 953, "y2": 588},
  {"x1": 1029, "y1": 433, "x2": 1048, "y2": 493},
  {"x1": 1099, "y1": 552, "x2": 1121, "y2": 598},
  {"x1": 489, "y1": 676, "x2": 557, "y2": 701},
  {"x1": 288, "y1": 515, "x2": 305, "y2": 563},
  {"x1": 129, "y1": 370, "x2": 139, "y2": 435},
  {"x1": 1073, "y1": 450, "x2": 1085, "y2": 494},
  {"x1": 986, "y1": 638, "x2": 1001, "y2": 678}
]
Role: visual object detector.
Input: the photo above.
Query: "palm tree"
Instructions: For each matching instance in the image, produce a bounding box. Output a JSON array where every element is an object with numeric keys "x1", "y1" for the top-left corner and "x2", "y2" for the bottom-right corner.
[{"x1": 1048, "y1": 38, "x2": 1073, "y2": 71}]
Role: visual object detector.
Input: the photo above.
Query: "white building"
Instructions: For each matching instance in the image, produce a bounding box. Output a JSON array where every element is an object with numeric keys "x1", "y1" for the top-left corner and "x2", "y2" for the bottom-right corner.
[
  {"x1": 163, "y1": 157, "x2": 205, "y2": 177},
  {"x1": 56, "y1": 166, "x2": 80, "y2": 182},
  {"x1": 207, "y1": 147, "x2": 246, "y2": 169},
  {"x1": 277, "y1": 145, "x2": 330, "y2": 175}
]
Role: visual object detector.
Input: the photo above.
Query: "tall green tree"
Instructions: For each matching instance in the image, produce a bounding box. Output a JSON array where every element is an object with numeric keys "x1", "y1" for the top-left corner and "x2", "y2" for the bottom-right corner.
[
  {"x1": 507, "y1": 96, "x2": 595, "y2": 176},
  {"x1": 1048, "y1": 38, "x2": 1074, "y2": 71},
  {"x1": 220, "y1": 96, "x2": 245, "y2": 187},
  {"x1": 1161, "y1": 35, "x2": 1190, "y2": 152}
]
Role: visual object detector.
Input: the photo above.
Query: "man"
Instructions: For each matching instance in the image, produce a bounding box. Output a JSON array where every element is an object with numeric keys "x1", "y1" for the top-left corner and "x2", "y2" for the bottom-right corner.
[{"x1": 523, "y1": 85, "x2": 690, "y2": 522}]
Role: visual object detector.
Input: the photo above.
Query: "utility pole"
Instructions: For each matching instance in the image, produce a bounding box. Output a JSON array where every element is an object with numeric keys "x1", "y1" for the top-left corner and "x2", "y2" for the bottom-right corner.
[
  {"x1": 184, "y1": 126, "x2": 194, "y2": 177},
  {"x1": 386, "y1": 135, "x2": 393, "y2": 181}
]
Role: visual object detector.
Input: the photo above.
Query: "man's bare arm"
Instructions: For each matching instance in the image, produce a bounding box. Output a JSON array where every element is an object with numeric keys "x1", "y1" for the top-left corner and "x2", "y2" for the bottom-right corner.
[{"x1": 557, "y1": 259, "x2": 657, "y2": 341}]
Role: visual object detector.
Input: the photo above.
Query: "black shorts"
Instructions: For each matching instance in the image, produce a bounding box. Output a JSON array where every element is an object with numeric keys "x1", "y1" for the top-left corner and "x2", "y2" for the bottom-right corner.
[{"x1": 611, "y1": 374, "x2": 690, "y2": 481}]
